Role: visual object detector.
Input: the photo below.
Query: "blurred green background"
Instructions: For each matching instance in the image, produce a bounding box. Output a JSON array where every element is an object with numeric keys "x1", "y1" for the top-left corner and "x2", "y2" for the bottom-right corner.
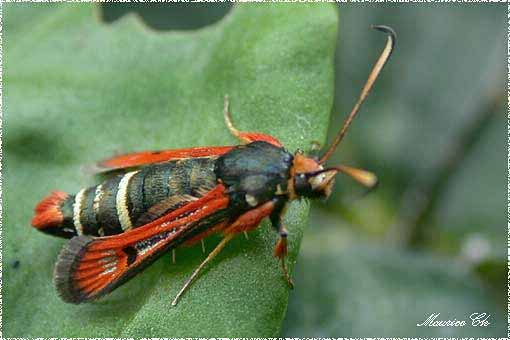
[
  {"x1": 297, "y1": 5, "x2": 506, "y2": 336},
  {"x1": 101, "y1": 4, "x2": 506, "y2": 336},
  {"x1": 6, "y1": 3, "x2": 507, "y2": 337},
  {"x1": 288, "y1": 5, "x2": 506, "y2": 337}
]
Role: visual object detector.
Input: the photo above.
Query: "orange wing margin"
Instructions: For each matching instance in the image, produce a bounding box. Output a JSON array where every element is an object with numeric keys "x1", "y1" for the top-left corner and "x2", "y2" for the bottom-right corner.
[
  {"x1": 237, "y1": 132, "x2": 282, "y2": 147},
  {"x1": 95, "y1": 146, "x2": 235, "y2": 172},
  {"x1": 54, "y1": 185, "x2": 229, "y2": 303}
]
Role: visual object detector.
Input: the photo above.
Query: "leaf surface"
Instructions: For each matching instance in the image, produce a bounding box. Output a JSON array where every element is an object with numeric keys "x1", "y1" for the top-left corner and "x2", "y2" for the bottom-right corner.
[{"x1": 4, "y1": 4, "x2": 337, "y2": 337}]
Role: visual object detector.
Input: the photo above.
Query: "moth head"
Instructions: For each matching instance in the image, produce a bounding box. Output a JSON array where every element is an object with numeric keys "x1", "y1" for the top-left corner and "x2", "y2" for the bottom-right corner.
[
  {"x1": 291, "y1": 153, "x2": 378, "y2": 199},
  {"x1": 294, "y1": 169, "x2": 337, "y2": 199},
  {"x1": 291, "y1": 153, "x2": 336, "y2": 199}
]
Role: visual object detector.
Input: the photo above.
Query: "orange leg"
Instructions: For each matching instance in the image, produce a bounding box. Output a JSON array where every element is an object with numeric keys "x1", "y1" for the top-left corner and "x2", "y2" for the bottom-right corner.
[
  {"x1": 172, "y1": 201, "x2": 277, "y2": 306},
  {"x1": 225, "y1": 199, "x2": 294, "y2": 288},
  {"x1": 223, "y1": 95, "x2": 283, "y2": 147},
  {"x1": 172, "y1": 200, "x2": 295, "y2": 306},
  {"x1": 273, "y1": 228, "x2": 294, "y2": 289},
  {"x1": 172, "y1": 233, "x2": 235, "y2": 306},
  {"x1": 223, "y1": 201, "x2": 275, "y2": 235}
]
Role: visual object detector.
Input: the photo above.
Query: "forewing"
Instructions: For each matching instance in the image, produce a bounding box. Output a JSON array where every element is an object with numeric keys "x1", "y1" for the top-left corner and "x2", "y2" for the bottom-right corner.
[
  {"x1": 54, "y1": 185, "x2": 229, "y2": 303},
  {"x1": 94, "y1": 146, "x2": 234, "y2": 173}
]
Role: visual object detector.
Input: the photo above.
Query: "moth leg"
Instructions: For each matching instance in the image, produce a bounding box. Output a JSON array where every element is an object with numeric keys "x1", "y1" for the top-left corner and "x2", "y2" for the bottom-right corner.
[
  {"x1": 171, "y1": 200, "x2": 280, "y2": 306},
  {"x1": 270, "y1": 200, "x2": 294, "y2": 289},
  {"x1": 223, "y1": 94, "x2": 244, "y2": 142},
  {"x1": 226, "y1": 197, "x2": 294, "y2": 288},
  {"x1": 223, "y1": 95, "x2": 283, "y2": 147},
  {"x1": 172, "y1": 249, "x2": 176, "y2": 264},
  {"x1": 243, "y1": 231, "x2": 249, "y2": 240},
  {"x1": 273, "y1": 228, "x2": 294, "y2": 289},
  {"x1": 172, "y1": 233, "x2": 235, "y2": 307},
  {"x1": 201, "y1": 239, "x2": 206, "y2": 254},
  {"x1": 223, "y1": 200, "x2": 276, "y2": 235}
]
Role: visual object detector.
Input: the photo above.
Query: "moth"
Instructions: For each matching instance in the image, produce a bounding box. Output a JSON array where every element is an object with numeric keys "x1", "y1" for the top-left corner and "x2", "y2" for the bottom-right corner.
[{"x1": 31, "y1": 25, "x2": 395, "y2": 305}]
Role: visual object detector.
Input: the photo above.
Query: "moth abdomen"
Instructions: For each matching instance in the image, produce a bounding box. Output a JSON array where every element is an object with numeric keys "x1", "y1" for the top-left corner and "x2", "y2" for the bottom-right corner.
[
  {"x1": 31, "y1": 158, "x2": 218, "y2": 239},
  {"x1": 31, "y1": 190, "x2": 77, "y2": 238}
]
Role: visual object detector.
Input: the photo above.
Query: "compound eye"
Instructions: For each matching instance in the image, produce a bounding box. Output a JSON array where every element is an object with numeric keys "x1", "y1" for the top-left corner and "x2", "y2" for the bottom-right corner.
[{"x1": 294, "y1": 173, "x2": 312, "y2": 197}]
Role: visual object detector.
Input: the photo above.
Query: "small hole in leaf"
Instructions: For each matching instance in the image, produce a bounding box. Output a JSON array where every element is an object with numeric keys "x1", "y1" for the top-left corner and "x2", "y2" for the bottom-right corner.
[{"x1": 99, "y1": 3, "x2": 233, "y2": 31}]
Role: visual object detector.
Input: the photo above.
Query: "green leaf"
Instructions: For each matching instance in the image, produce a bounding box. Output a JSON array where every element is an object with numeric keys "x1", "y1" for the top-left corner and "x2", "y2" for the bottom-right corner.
[{"x1": 4, "y1": 3, "x2": 337, "y2": 337}]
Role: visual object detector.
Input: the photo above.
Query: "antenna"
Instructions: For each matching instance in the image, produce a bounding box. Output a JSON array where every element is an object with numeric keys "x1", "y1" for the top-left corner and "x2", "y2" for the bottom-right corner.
[{"x1": 319, "y1": 25, "x2": 396, "y2": 164}]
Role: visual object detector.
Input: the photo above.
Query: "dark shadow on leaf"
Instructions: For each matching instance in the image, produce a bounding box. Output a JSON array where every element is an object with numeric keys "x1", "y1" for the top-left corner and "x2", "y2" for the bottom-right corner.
[
  {"x1": 5, "y1": 127, "x2": 76, "y2": 165},
  {"x1": 100, "y1": 3, "x2": 233, "y2": 31}
]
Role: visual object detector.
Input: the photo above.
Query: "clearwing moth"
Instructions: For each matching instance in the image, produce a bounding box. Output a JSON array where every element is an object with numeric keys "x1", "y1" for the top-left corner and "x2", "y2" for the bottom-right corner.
[{"x1": 32, "y1": 26, "x2": 395, "y2": 306}]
